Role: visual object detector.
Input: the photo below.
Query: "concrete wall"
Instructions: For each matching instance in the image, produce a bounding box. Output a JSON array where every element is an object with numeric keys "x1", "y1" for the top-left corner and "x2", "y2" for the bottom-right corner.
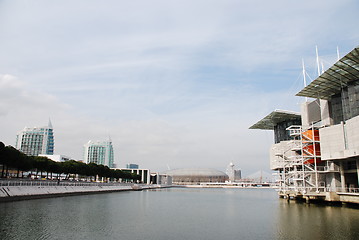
[
  {"x1": 338, "y1": 193, "x2": 359, "y2": 204},
  {"x1": 0, "y1": 185, "x2": 133, "y2": 199},
  {"x1": 320, "y1": 115, "x2": 359, "y2": 160},
  {"x1": 346, "y1": 114, "x2": 359, "y2": 154},
  {"x1": 301, "y1": 100, "x2": 331, "y2": 130},
  {"x1": 320, "y1": 123, "x2": 346, "y2": 160}
]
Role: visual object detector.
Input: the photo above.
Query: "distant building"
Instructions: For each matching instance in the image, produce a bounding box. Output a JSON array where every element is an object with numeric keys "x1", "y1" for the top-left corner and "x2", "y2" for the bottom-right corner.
[
  {"x1": 126, "y1": 163, "x2": 139, "y2": 169},
  {"x1": 114, "y1": 168, "x2": 150, "y2": 184},
  {"x1": 226, "y1": 162, "x2": 242, "y2": 182},
  {"x1": 39, "y1": 154, "x2": 72, "y2": 162},
  {"x1": 15, "y1": 120, "x2": 54, "y2": 156},
  {"x1": 83, "y1": 140, "x2": 114, "y2": 167},
  {"x1": 234, "y1": 169, "x2": 242, "y2": 181},
  {"x1": 162, "y1": 168, "x2": 228, "y2": 185}
]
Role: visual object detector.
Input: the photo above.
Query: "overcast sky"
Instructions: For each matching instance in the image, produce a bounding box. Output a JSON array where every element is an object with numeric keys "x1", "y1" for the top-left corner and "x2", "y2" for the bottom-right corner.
[{"x1": 0, "y1": 0, "x2": 358, "y2": 175}]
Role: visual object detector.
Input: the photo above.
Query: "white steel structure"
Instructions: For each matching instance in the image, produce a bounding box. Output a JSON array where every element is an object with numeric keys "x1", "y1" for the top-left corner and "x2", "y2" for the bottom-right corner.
[{"x1": 15, "y1": 120, "x2": 54, "y2": 156}]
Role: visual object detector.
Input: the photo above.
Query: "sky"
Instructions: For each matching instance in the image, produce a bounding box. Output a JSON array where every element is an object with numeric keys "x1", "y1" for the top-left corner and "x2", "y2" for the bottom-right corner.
[{"x1": 0, "y1": 0, "x2": 358, "y2": 175}]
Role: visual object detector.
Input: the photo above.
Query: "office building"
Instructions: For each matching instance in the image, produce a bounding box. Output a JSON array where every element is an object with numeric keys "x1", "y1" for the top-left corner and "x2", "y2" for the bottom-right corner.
[{"x1": 15, "y1": 120, "x2": 54, "y2": 156}]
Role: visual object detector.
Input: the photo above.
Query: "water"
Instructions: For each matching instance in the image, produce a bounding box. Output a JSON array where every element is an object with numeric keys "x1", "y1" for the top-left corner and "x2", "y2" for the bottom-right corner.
[{"x1": 0, "y1": 188, "x2": 358, "y2": 240}]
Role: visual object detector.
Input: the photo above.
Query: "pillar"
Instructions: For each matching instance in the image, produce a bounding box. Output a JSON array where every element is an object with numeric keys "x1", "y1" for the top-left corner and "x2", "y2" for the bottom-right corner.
[{"x1": 340, "y1": 161, "x2": 346, "y2": 191}]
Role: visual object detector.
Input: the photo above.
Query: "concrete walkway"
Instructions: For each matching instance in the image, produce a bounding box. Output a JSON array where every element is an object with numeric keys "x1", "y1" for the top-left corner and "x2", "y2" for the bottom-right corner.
[{"x1": 0, "y1": 180, "x2": 165, "y2": 202}]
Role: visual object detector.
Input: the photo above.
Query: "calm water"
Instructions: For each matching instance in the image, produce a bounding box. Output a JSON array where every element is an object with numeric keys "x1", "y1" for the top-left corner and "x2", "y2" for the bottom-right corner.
[{"x1": 0, "y1": 188, "x2": 358, "y2": 240}]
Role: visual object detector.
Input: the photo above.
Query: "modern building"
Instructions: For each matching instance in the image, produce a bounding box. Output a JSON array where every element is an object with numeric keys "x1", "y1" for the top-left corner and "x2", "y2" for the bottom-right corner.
[
  {"x1": 39, "y1": 154, "x2": 72, "y2": 162},
  {"x1": 83, "y1": 140, "x2": 114, "y2": 167},
  {"x1": 226, "y1": 162, "x2": 242, "y2": 182},
  {"x1": 15, "y1": 120, "x2": 54, "y2": 156},
  {"x1": 114, "y1": 168, "x2": 150, "y2": 184},
  {"x1": 250, "y1": 46, "x2": 359, "y2": 204},
  {"x1": 162, "y1": 168, "x2": 229, "y2": 185},
  {"x1": 150, "y1": 173, "x2": 173, "y2": 185},
  {"x1": 234, "y1": 170, "x2": 242, "y2": 181},
  {"x1": 126, "y1": 163, "x2": 139, "y2": 169}
]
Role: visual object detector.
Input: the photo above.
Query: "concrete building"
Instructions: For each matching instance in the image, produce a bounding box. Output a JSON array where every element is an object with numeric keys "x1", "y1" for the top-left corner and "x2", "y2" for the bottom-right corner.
[
  {"x1": 250, "y1": 46, "x2": 359, "y2": 204},
  {"x1": 234, "y1": 170, "x2": 242, "y2": 181},
  {"x1": 162, "y1": 168, "x2": 229, "y2": 185},
  {"x1": 226, "y1": 162, "x2": 242, "y2": 182},
  {"x1": 83, "y1": 140, "x2": 114, "y2": 168},
  {"x1": 115, "y1": 168, "x2": 150, "y2": 184},
  {"x1": 15, "y1": 120, "x2": 54, "y2": 156}
]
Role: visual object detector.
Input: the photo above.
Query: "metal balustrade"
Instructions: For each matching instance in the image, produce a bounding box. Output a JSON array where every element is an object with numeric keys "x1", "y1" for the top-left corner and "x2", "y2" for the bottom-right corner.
[{"x1": 0, "y1": 180, "x2": 134, "y2": 187}]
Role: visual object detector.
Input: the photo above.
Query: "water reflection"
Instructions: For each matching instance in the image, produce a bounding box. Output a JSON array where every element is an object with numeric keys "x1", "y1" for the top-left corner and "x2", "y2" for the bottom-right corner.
[
  {"x1": 275, "y1": 199, "x2": 359, "y2": 240},
  {"x1": 0, "y1": 189, "x2": 358, "y2": 240}
]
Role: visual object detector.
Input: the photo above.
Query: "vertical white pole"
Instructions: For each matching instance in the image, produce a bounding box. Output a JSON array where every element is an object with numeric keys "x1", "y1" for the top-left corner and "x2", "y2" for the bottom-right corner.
[
  {"x1": 302, "y1": 59, "x2": 308, "y2": 102},
  {"x1": 337, "y1": 46, "x2": 340, "y2": 61},
  {"x1": 316, "y1": 46, "x2": 321, "y2": 77}
]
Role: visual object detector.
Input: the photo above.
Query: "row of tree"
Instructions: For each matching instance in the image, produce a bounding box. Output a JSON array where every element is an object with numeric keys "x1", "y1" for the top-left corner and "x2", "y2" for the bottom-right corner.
[{"x1": 0, "y1": 142, "x2": 140, "y2": 182}]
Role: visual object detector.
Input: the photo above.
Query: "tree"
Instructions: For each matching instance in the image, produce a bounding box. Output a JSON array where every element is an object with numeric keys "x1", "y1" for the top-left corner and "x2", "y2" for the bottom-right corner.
[{"x1": 0, "y1": 142, "x2": 7, "y2": 178}]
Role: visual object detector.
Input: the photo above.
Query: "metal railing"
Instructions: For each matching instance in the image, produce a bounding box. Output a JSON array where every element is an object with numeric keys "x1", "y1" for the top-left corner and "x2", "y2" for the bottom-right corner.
[
  {"x1": 0, "y1": 180, "x2": 134, "y2": 187},
  {"x1": 334, "y1": 187, "x2": 359, "y2": 194},
  {"x1": 278, "y1": 186, "x2": 359, "y2": 195}
]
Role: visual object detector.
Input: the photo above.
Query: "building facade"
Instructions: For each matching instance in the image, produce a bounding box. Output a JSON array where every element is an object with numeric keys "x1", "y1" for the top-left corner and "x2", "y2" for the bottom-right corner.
[
  {"x1": 250, "y1": 46, "x2": 359, "y2": 204},
  {"x1": 226, "y1": 162, "x2": 242, "y2": 182},
  {"x1": 162, "y1": 168, "x2": 229, "y2": 185},
  {"x1": 39, "y1": 154, "x2": 72, "y2": 162},
  {"x1": 115, "y1": 168, "x2": 150, "y2": 184},
  {"x1": 126, "y1": 163, "x2": 139, "y2": 169},
  {"x1": 83, "y1": 140, "x2": 114, "y2": 167},
  {"x1": 15, "y1": 120, "x2": 54, "y2": 156}
]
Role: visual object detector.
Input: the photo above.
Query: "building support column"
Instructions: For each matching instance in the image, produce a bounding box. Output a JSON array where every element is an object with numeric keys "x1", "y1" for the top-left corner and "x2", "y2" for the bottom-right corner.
[
  {"x1": 340, "y1": 161, "x2": 346, "y2": 191},
  {"x1": 356, "y1": 159, "x2": 359, "y2": 187}
]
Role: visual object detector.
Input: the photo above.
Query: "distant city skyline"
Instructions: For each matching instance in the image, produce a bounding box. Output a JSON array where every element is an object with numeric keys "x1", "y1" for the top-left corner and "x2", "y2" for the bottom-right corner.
[{"x1": 1, "y1": 0, "x2": 358, "y2": 174}]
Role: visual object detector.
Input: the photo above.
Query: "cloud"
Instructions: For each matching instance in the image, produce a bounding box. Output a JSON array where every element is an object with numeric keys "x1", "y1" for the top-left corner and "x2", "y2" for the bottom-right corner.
[{"x1": 0, "y1": 0, "x2": 358, "y2": 174}]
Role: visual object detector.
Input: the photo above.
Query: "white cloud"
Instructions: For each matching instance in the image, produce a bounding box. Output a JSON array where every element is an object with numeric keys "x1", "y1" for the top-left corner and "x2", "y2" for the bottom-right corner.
[{"x1": 0, "y1": 0, "x2": 358, "y2": 174}]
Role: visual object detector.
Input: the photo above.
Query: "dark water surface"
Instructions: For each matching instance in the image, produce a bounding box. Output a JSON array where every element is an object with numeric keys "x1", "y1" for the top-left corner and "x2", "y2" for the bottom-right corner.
[{"x1": 0, "y1": 188, "x2": 358, "y2": 240}]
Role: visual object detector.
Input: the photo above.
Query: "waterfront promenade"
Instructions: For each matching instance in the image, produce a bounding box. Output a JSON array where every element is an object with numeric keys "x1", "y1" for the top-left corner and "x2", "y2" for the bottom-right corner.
[{"x1": 0, "y1": 179, "x2": 165, "y2": 202}]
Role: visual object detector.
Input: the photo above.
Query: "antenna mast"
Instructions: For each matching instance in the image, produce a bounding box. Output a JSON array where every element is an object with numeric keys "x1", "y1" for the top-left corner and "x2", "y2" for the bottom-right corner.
[
  {"x1": 316, "y1": 46, "x2": 321, "y2": 77},
  {"x1": 302, "y1": 59, "x2": 308, "y2": 102}
]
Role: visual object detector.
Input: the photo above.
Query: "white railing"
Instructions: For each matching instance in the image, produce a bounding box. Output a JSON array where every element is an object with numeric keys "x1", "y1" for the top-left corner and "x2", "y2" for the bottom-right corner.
[
  {"x1": 278, "y1": 186, "x2": 359, "y2": 194},
  {"x1": 0, "y1": 180, "x2": 134, "y2": 187},
  {"x1": 334, "y1": 187, "x2": 359, "y2": 194}
]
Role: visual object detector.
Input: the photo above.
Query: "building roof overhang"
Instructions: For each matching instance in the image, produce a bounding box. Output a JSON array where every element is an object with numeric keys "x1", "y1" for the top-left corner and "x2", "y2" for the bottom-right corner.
[
  {"x1": 249, "y1": 110, "x2": 301, "y2": 130},
  {"x1": 296, "y1": 46, "x2": 359, "y2": 100}
]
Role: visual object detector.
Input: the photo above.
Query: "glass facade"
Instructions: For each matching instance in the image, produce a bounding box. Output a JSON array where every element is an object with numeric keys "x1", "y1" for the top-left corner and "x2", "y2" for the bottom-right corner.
[
  {"x1": 83, "y1": 140, "x2": 114, "y2": 167},
  {"x1": 329, "y1": 79, "x2": 359, "y2": 124},
  {"x1": 16, "y1": 124, "x2": 54, "y2": 156},
  {"x1": 274, "y1": 119, "x2": 301, "y2": 144}
]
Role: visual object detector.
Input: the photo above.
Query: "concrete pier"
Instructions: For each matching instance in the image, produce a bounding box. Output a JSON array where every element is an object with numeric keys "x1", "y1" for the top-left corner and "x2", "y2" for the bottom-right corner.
[
  {"x1": 278, "y1": 191, "x2": 359, "y2": 205},
  {"x1": 0, "y1": 180, "x2": 167, "y2": 202}
]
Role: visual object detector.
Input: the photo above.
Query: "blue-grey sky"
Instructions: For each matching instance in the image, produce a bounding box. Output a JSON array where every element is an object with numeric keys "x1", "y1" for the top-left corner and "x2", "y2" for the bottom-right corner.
[{"x1": 0, "y1": 0, "x2": 358, "y2": 175}]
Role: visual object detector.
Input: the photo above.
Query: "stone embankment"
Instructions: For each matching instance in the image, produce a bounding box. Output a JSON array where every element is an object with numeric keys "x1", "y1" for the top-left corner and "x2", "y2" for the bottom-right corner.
[{"x1": 0, "y1": 180, "x2": 164, "y2": 202}]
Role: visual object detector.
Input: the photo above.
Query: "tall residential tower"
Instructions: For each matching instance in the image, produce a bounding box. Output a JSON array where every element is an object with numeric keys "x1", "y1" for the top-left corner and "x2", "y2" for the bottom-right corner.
[
  {"x1": 83, "y1": 140, "x2": 114, "y2": 167},
  {"x1": 15, "y1": 120, "x2": 54, "y2": 156}
]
